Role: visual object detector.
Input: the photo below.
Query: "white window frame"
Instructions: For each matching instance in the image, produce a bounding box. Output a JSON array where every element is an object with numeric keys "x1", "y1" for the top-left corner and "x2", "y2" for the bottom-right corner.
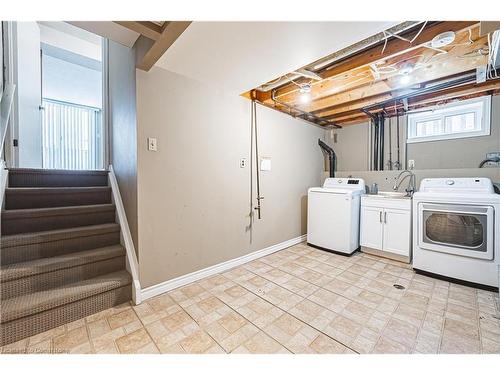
[{"x1": 407, "y1": 96, "x2": 491, "y2": 144}]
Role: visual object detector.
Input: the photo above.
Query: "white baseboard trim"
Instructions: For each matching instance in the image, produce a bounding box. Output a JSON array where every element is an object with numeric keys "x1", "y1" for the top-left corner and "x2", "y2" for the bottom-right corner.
[{"x1": 140, "y1": 234, "x2": 307, "y2": 301}]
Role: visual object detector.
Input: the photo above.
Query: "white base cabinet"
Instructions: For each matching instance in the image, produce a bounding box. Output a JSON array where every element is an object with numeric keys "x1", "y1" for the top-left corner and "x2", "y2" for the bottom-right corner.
[{"x1": 360, "y1": 196, "x2": 412, "y2": 262}]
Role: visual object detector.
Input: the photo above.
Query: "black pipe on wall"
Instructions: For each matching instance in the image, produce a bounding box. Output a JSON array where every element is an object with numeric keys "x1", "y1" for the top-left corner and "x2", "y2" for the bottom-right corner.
[
  {"x1": 373, "y1": 116, "x2": 379, "y2": 171},
  {"x1": 318, "y1": 139, "x2": 337, "y2": 178},
  {"x1": 378, "y1": 112, "x2": 385, "y2": 171}
]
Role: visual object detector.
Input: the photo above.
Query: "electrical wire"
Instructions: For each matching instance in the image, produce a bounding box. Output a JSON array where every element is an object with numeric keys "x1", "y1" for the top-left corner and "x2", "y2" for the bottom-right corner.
[{"x1": 410, "y1": 21, "x2": 428, "y2": 43}]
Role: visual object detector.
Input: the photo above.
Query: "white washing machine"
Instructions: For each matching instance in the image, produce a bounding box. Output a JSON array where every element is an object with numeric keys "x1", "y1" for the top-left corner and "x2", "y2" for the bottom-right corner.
[
  {"x1": 413, "y1": 178, "x2": 500, "y2": 289},
  {"x1": 307, "y1": 178, "x2": 365, "y2": 255}
]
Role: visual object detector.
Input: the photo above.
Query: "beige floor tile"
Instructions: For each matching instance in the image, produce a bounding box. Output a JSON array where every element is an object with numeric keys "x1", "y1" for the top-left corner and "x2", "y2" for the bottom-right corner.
[
  {"x1": 443, "y1": 318, "x2": 479, "y2": 341},
  {"x1": 135, "y1": 342, "x2": 160, "y2": 354},
  {"x1": 482, "y1": 337, "x2": 500, "y2": 354},
  {"x1": 414, "y1": 330, "x2": 441, "y2": 354},
  {"x1": 440, "y1": 329, "x2": 481, "y2": 354},
  {"x1": 350, "y1": 328, "x2": 379, "y2": 354},
  {"x1": 309, "y1": 334, "x2": 348, "y2": 354},
  {"x1": 27, "y1": 339, "x2": 53, "y2": 354},
  {"x1": 53, "y1": 326, "x2": 89, "y2": 351},
  {"x1": 179, "y1": 329, "x2": 217, "y2": 354},
  {"x1": 115, "y1": 328, "x2": 152, "y2": 354},
  {"x1": 393, "y1": 303, "x2": 426, "y2": 327},
  {"x1": 28, "y1": 325, "x2": 66, "y2": 346},
  {"x1": 381, "y1": 318, "x2": 418, "y2": 348},
  {"x1": 94, "y1": 342, "x2": 119, "y2": 354},
  {"x1": 9, "y1": 245, "x2": 495, "y2": 356},
  {"x1": 88, "y1": 319, "x2": 111, "y2": 339},
  {"x1": 69, "y1": 341, "x2": 93, "y2": 354},
  {"x1": 161, "y1": 309, "x2": 194, "y2": 331},
  {"x1": 240, "y1": 331, "x2": 285, "y2": 354},
  {"x1": 158, "y1": 343, "x2": 186, "y2": 354},
  {"x1": 218, "y1": 311, "x2": 248, "y2": 333},
  {"x1": 324, "y1": 315, "x2": 362, "y2": 344},
  {"x1": 219, "y1": 323, "x2": 260, "y2": 352},
  {"x1": 372, "y1": 336, "x2": 410, "y2": 354},
  {"x1": 91, "y1": 327, "x2": 126, "y2": 352},
  {"x1": 107, "y1": 308, "x2": 139, "y2": 330},
  {"x1": 147, "y1": 293, "x2": 177, "y2": 312}
]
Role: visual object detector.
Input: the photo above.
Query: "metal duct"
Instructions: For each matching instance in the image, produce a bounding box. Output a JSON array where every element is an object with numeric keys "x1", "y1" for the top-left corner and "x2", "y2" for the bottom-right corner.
[{"x1": 318, "y1": 139, "x2": 337, "y2": 178}]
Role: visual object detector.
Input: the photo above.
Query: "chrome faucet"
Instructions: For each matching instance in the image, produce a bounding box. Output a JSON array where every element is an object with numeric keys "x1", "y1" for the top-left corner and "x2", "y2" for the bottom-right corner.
[{"x1": 393, "y1": 170, "x2": 416, "y2": 197}]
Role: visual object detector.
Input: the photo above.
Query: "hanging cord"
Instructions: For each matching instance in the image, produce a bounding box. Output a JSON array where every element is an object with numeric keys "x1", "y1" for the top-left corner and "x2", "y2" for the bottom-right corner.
[{"x1": 253, "y1": 101, "x2": 263, "y2": 219}]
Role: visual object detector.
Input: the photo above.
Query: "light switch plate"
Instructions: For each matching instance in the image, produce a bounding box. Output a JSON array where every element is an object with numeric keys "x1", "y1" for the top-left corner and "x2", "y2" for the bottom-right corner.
[
  {"x1": 260, "y1": 157, "x2": 271, "y2": 171},
  {"x1": 408, "y1": 159, "x2": 415, "y2": 169},
  {"x1": 148, "y1": 138, "x2": 157, "y2": 151}
]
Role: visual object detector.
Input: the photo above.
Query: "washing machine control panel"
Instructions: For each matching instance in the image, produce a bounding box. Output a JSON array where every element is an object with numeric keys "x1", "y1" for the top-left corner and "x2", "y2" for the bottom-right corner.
[{"x1": 323, "y1": 178, "x2": 365, "y2": 190}]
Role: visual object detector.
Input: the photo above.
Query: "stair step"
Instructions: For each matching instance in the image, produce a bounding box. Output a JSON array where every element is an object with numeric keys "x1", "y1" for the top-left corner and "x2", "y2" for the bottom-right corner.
[
  {"x1": 8, "y1": 168, "x2": 109, "y2": 188},
  {"x1": 0, "y1": 270, "x2": 132, "y2": 346},
  {"x1": 4, "y1": 186, "x2": 112, "y2": 209},
  {"x1": 0, "y1": 245, "x2": 126, "y2": 299},
  {"x1": 1, "y1": 223, "x2": 121, "y2": 265},
  {"x1": 1, "y1": 204, "x2": 116, "y2": 235}
]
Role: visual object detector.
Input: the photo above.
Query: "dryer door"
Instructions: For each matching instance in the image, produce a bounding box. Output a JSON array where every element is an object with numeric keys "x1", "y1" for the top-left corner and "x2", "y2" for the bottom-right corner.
[{"x1": 418, "y1": 203, "x2": 494, "y2": 260}]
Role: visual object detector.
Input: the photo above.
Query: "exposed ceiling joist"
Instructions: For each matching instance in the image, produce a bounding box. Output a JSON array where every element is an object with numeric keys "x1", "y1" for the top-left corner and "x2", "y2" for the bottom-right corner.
[
  {"x1": 247, "y1": 21, "x2": 500, "y2": 128},
  {"x1": 257, "y1": 21, "x2": 478, "y2": 104}
]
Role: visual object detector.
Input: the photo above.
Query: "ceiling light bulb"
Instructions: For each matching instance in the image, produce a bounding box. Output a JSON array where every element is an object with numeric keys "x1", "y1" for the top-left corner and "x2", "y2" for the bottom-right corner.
[
  {"x1": 399, "y1": 75, "x2": 411, "y2": 85},
  {"x1": 300, "y1": 93, "x2": 311, "y2": 103}
]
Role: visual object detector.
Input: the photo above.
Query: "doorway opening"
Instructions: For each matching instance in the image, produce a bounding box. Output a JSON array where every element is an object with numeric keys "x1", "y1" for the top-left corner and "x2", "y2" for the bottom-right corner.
[{"x1": 14, "y1": 22, "x2": 105, "y2": 170}]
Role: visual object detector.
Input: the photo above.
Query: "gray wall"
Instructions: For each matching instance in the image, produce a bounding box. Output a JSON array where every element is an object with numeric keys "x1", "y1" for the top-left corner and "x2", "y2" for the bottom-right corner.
[
  {"x1": 108, "y1": 40, "x2": 138, "y2": 249},
  {"x1": 327, "y1": 95, "x2": 500, "y2": 172},
  {"x1": 136, "y1": 67, "x2": 324, "y2": 288}
]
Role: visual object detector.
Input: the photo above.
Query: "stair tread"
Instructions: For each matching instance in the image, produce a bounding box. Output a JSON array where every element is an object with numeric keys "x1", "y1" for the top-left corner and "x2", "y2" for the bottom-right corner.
[
  {"x1": 1, "y1": 204, "x2": 115, "y2": 218},
  {"x1": 5, "y1": 186, "x2": 110, "y2": 194},
  {"x1": 8, "y1": 168, "x2": 109, "y2": 176},
  {"x1": 1, "y1": 223, "x2": 120, "y2": 247},
  {"x1": 0, "y1": 245, "x2": 125, "y2": 282},
  {"x1": 0, "y1": 270, "x2": 131, "y2": 323}
]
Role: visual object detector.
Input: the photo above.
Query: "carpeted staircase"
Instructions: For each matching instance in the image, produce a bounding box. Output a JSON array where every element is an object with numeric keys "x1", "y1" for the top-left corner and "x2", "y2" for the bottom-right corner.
[{"x1": 0, "y1": 168, "x2": 132, "y2": 346}]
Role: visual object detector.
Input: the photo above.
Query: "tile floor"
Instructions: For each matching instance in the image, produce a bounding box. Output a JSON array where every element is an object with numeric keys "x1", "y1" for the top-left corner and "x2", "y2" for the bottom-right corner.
[{"x1": 2, "y1": 243, "x2": 500, "y2": 354}]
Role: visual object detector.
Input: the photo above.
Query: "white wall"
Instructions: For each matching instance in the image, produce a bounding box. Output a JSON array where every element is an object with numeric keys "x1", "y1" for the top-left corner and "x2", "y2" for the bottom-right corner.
[
  {"x1": 38, "y1": 23, "x2": 101, "y2": 61},
  {"x1": 14, "y1": 22, "x2": 42, "y2": 168},
  {"x1": 42, "y1": 54, "x2": 102, "y2": 108},
  {"x1": 108, "y1": 41, "x2": 138, "y2": 248},
  {"x1": 136, "y1": 67, "x2": 324, "y2": 288}
]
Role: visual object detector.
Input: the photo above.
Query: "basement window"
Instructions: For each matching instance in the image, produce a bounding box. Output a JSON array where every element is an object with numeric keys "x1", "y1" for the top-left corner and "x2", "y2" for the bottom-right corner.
[{"x1": 407, "y1": 96, "x2": 491, "y2": 143}]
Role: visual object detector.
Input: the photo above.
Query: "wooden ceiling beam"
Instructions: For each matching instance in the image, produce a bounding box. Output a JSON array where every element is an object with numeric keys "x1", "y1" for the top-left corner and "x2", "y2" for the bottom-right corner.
[
  {"x1": 114, "y1": 21, "x2": 163, "y2": 41},
  {"x1": 273, "y1": 26, "x2": 486, "y2": 113},
  {"x1": 136, "y1": 21, "x2": 192, "y2": 72},
  {"x1": 330, "y1": 80, "x2": 500, "y2": 124},
  {"x1": 257, "y1": 21, "x2": 478, "y2": 103}
]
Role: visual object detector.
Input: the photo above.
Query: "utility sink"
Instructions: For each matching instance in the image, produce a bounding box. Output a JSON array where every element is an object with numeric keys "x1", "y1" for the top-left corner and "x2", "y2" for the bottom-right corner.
[{"x1": 366, "y1": 191, "x2": 411, "y2": 199}]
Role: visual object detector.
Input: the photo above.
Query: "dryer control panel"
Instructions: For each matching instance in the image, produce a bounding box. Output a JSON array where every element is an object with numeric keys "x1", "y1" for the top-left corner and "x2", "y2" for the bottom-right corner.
[{"x1": 419, "y1": 178, "x2": 494, "y2": 194}]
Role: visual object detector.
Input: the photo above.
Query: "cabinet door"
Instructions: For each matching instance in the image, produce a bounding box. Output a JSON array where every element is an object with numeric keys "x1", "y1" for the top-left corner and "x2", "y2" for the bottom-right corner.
[
  {"x1": 360, "y1": 206, "x2": 384, "y2": 250},
  {"x1": 382, "y1": 208, "x2": 411, "y2": 256}
]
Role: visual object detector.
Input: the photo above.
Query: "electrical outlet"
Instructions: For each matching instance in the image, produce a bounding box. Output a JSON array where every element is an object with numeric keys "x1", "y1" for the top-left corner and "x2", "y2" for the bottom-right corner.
[
  {"x1": 240, "y1": 158, "x2": 247, "y2": 168},
  {"x1": 408, "y1": 159, "x2": 415, "y2": 169},
  {"x1": 486, "y1": 152, "x2": 500, "y2": 166},
  {"x1": 147, "y1": 137, "x2": 157, "y2": 151}
]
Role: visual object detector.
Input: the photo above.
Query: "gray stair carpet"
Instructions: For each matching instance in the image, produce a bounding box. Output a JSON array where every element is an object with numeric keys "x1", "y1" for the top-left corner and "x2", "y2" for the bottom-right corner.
[{"x1": 0, "y1": 169, "x2": 132, "y2": 347}]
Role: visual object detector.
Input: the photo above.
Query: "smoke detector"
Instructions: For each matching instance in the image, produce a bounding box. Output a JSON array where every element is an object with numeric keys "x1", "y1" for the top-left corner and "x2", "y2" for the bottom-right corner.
[{"x1": 431, "y1": 31, "x2": 456, "y2": 48}]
